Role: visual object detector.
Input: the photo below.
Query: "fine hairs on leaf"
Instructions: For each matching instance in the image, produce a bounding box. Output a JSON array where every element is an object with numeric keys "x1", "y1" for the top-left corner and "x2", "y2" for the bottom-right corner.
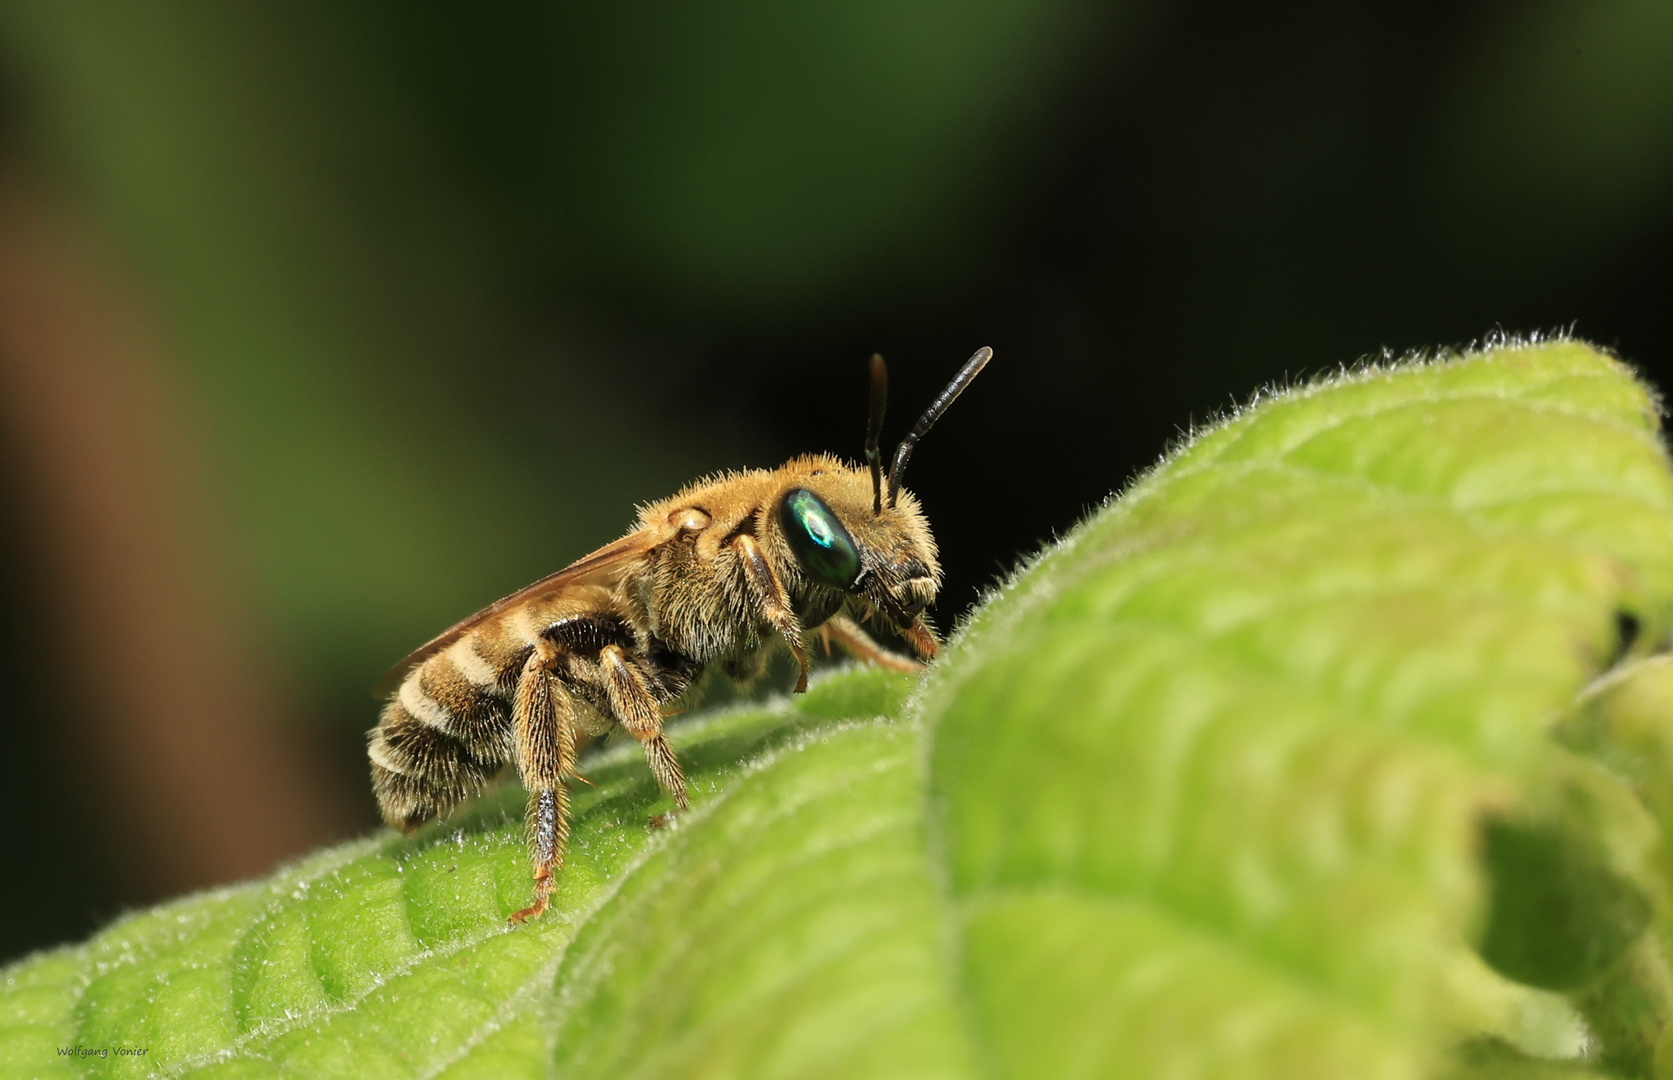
[{"x1": 8, "y1": 339, "x2": 1673, "y2": 1080}]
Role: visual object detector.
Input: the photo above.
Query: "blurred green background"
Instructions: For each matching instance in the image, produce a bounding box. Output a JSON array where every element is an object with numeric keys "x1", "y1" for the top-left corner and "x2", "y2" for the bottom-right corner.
[{"x1": 1, "y1": 0, "x2": 1670, "y2": 963}]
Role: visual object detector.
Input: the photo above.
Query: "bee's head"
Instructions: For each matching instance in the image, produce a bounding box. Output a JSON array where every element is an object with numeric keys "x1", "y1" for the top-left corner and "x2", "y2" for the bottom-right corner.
[
  {"x1": 772, "y1": 477, "x2": 940, "y2": 637},
  {"x1": 768, "y1": 347, "x2": 990, "y2": 657}
]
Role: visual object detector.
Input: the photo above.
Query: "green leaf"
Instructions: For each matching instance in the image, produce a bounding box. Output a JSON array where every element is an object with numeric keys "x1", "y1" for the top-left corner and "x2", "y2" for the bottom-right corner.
[{"x1": 8, "y1": 339, "x2": 1673, "y2": 1078}]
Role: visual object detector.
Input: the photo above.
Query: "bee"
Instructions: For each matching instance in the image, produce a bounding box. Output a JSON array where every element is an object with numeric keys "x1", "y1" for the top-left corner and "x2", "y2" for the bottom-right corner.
[{"x1": 368, "y1": 347, "x2": 992, "y2": 922}]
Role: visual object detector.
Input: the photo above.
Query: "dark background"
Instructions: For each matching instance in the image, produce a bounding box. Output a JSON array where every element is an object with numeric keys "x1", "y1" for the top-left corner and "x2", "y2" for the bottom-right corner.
[{"x1": 2, "y1": 1, "x2": 1671, "y2": 963}]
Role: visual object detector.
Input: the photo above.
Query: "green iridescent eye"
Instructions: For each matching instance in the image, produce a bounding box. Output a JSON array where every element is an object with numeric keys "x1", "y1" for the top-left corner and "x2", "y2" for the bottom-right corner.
[{"x1": 778, "y1": 488, "x2": 861, "y2": 589}]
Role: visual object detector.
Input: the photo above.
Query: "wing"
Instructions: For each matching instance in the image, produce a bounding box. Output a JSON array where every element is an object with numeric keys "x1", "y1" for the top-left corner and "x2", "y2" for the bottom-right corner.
[{"x1": 372, "y1": 525, "x2": 670, "y2": 697}]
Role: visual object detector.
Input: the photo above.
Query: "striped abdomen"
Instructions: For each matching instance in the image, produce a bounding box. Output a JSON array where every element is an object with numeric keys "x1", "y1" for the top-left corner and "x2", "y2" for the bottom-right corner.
[{"x1": 368, "y1": 588, "x2": 620, "y2": 831}]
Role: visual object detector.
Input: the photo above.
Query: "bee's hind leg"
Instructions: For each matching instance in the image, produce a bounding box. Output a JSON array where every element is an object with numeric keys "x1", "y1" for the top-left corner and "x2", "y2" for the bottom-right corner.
[
  {"x1": 820, "y1": 613, "x2": 924, "y2": 673},
  {"x1": 597, "y1": 645, "x2": 690, "y2": 824},
  {"x1": 509, "y1": 641, "x2": 577, "y2": 925}
]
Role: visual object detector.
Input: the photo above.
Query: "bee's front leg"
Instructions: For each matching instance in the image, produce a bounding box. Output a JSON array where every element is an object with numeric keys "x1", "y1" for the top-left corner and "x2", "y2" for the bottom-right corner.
[
  {"x1": 820, "y1": 612, "x2": 924, "y2": 673},
  {"x1": 509, "y1": 640, "x2": 577, "y2": 925},
  {"x1": 730, "y1": 534, "x2": 810, "y2": 692},
  {"x1": 903, "y1": 618, "x2": 939, "y2": 662}
]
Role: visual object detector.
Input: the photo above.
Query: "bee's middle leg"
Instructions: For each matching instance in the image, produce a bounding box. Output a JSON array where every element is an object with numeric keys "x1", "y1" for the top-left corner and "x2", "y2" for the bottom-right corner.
[
  {"x1": 509, "y1": 641, "x2": 577, "y2": 925},
  {"x1": 597, "y1": 644, "x2": 689, "y2": 818}
]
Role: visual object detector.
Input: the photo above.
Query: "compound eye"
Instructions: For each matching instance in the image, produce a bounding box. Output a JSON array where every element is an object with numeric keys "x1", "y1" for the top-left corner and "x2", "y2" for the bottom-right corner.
[{"x1": 777, "y1": 487, "x2": 861, "y2": 589}]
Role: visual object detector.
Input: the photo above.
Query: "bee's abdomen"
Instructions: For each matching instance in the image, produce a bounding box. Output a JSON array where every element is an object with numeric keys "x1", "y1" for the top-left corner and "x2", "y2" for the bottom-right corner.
[{"x1": 368, "y1": 636, "x2": 513, "y2": 830}]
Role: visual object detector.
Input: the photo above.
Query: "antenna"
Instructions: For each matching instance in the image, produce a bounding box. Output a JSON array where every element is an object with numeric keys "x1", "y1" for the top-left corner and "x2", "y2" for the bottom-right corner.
[
  {"x1": 886, "y1": 346, "x2": 993, "y2": 509},
  {"x1": 865, "y1": 354, "x2": 888, "y2": 514}
]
